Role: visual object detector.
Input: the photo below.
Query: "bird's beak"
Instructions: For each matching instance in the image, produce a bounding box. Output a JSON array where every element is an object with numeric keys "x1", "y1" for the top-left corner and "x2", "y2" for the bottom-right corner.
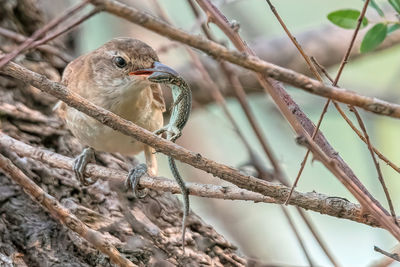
[{"x1": 129, "y1": 61, "x2": 178, "y2": 78}]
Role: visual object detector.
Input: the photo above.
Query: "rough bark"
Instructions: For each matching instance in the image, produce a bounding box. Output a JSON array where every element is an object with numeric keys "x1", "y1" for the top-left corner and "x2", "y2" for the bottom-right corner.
[{"x1": 0, "y1": 1, "x2": 246, "y2": 266}]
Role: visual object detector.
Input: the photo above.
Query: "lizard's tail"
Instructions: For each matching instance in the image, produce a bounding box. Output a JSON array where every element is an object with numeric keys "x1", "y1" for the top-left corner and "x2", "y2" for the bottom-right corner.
[{"x1": 168, "y1": 156, "x2": 189, "y2": 252}]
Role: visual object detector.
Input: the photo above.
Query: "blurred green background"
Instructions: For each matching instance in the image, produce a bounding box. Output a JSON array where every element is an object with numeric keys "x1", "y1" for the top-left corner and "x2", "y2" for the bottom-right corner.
[{"x1": 70, "y1": 0, "x2": 400, "y2": 266}]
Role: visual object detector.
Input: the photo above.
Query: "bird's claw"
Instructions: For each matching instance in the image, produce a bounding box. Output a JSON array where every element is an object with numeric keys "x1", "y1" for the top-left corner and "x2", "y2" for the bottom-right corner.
[
  {"x1": 125, "y1": 163, "x2": 149, "y2": 198},
  {"x1": 73, "y1": 147, "x2": 97, "y2": 186}
]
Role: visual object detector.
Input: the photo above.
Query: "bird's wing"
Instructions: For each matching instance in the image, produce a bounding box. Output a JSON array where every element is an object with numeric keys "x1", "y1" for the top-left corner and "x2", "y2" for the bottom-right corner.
[
  {"x1": 53, "y1": 55, "x2": 83, "y2": 120},
  {"x1": 151, "y1": 83, "x2": 166, "y2": 112}
]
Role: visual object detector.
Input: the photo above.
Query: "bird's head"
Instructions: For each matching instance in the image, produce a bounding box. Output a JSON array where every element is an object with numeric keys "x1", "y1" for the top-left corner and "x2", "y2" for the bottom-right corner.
[{"x1": 88, "y1": 37, "x2": 177, "y2": 93}]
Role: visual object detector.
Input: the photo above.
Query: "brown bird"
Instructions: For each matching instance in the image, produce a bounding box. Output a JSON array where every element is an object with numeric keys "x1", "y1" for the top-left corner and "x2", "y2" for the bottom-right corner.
[{"x1": 57, "y1": 37, "x2": 175, "y2": 186}]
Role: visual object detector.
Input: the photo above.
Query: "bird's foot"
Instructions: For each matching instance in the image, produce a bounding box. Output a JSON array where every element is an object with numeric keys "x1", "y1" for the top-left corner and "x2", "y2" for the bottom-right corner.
[
  {"x1": 125, "y1": 163, "x2": 149, "y2": 198},
  {"x1": 73, "y1": 147, "x2": 97, "y2": 186}
]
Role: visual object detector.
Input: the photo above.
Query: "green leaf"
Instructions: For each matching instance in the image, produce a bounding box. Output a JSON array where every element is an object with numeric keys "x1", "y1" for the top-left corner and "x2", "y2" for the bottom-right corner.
[
  {"x1": 360, "y1": 23, "x2": 388, "y2": 53},
  {"x1": 362, "y1": 0, "x2": 384, "y2": 16},
  {"x1": 388, "y1": 24, "x2": 400, "y2": 34},
  {"x1": 389, "y1": 0, "x2": 400, "y2": 13},
  {"x1": 327, "y1": 9, "x2": 369, "y2": 29}
]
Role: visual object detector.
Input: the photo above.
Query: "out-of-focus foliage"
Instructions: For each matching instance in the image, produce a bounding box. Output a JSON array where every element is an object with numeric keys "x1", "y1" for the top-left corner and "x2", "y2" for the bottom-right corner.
[{"x1": 328, "y1": 0, "x2": 400, "y2": 52}]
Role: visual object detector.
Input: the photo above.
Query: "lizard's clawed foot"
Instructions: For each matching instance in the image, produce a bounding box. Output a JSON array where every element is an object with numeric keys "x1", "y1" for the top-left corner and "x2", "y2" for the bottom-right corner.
[
  {"x1": 73, "y1": 147, "x2": 97, "y2": 186},
  {"x1": 153, "y1": 127, "x2": 167, "y2": 136},
  {"x1": 154, "y1": 125, "x2": 181, "y2": 141},
  {"x1": 125, "y1": 163, "x2": 148, "y2": 198}
]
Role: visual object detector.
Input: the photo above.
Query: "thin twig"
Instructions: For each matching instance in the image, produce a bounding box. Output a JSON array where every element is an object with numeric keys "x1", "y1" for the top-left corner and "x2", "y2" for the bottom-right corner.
[
  {"x1": 296, "y1": 135, "x2": 400, "y2": 241},
  {"x1": 351, "y1": 109, "x2": 397, "y2": 224},
  {"x1": 280, "y1": 207, "x2": 315, "y2": 266},
  {"x1": 0, "y1": 152, "x2": 136, "y2": 267},
  {"x1": 30, "y1": 8, "x2": 101, "y2": 50},
  {"x1": 264, "y1": 0, "x2": 323, "y2": 82},
  {"x1": 311, "y1": 57, "x2": 400, "y2": 174},
  {"x1": 0, "y1": 0, "x2": 89, "y2": 68},
  {"x1": 374, "y1": 246, "x2": 400, "y2": 262},
  {"x1": 263, "y1": 0, "x2": 332, "y2": 204}
]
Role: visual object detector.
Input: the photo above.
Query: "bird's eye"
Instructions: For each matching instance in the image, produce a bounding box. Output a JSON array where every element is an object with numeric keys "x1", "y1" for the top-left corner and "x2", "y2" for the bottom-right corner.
[{"x1": 114, "y1": 56, "x2": 127, "y2": 68}]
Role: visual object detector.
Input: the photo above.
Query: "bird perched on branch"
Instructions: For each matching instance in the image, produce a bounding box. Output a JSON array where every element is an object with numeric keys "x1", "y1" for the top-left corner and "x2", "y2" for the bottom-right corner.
[{"x1": 56, "y1": 37, "x2": 192, "y2": 250}]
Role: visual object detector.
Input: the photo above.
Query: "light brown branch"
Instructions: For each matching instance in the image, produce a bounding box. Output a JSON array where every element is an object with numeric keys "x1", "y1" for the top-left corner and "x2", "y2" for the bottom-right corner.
[
  {"x1": 0, "y1": 131, "x2": 391, "y2": 229},
  {"x1": 181, "y1": 25, "x2": 400, "y2": 102},
  {"x1": 0, "y1": 61, "x2": 390, "y2": 229},
  {"x1": 0, "y1": 132, "x2": 275, "y2": 203},
  {"x1": 0, "y1": 152, "x2": 136, "y2": 267},
  {"x1": 88, "y1": 0, "x2": 400, "y2": 118}
]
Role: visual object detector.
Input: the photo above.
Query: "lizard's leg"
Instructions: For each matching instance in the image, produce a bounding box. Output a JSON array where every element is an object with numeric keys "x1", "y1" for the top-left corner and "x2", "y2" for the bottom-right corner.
[
  {"x1": 165, "y1": 126, "x2": 181, "y2": 142},
  {"x1": 125, "y1": 145, "x2": 157, "y2": 197},
  {"x1": 154, "y1": 126, "x2": 168, "y2": 136},
  {"x1": 73, "y1": 147, "x2": 97, "y2": 186}
]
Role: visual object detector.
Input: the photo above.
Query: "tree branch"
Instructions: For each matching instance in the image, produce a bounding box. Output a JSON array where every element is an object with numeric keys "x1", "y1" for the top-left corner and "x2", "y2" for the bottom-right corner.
[
  {"x1": 0, "y1": 131, "x2": 391, "y2": 229},
  {"x1": 0, "y1": 132, "x2": 276, "y2": 204},
  {"x1": 180, "y1": 25, "x2": 400, "y2": 104},
  {"x1": 0, "y1": 60, "x2": 390, "y2": 229},
  {"x1": 88, "y1": 0, "x2": 400, "y2": 118}
]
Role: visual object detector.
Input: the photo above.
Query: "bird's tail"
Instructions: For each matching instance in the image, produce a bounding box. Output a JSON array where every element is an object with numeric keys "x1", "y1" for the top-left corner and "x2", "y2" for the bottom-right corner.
[{"x1": 168, "y1": 156, "x2": 189, "y2": 251}]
